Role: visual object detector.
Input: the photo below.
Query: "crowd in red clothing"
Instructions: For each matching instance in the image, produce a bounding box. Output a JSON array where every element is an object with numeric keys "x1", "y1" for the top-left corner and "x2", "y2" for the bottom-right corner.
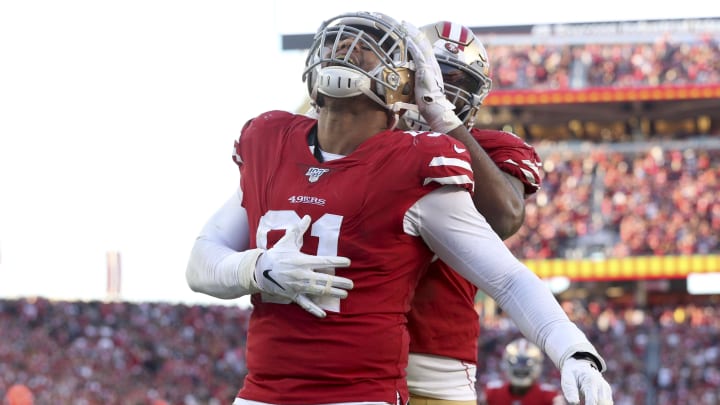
[
  {"x1": 3, "y1": 141, "x2": 720, "y2": 403},
  {"x1": 2, "y1": 298, "x2": 719, "y2": 404},
  {"x1": 485, "y1": 34, "x2": 720, "y2": 90},
  {"x1": 478, "y1": 300, "x2": 720, "y2": 405},
  {"x1": 3, "y1": 139, "x2": 718, "y2": 403},
  {"x1": 0, "y1": 298, "x2": 250, "y2": 404},
  {"x1": 505, "y1": 143, "x2": 720, "y2": 259}
]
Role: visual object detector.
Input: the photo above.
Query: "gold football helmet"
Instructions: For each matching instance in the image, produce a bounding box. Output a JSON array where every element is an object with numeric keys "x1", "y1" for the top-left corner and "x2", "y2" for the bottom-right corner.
[
  {"x1": 403, "y1": 21, "x2": 492, "y2": 131},
  {"x1": 501, "y1": 338, "x2": 544, "y2": 387},
  {"x1": 303, "y1": 11, "x2": 414, "y2": 112}
]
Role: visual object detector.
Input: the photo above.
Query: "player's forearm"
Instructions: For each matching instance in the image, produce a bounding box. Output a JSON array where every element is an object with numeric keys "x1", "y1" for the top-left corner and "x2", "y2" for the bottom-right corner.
[
  {"x1": 413, "y1": 188, "x2": 604, "y2": 371},
  {"x1": 446, "y1": 126, "x2": 524, "y2": 239},
  {"x1": 186, "y1": 239, "x2": 262, "y2": 299},
  {"x1": 185, "y1": 189, "x2": 260, "y2": 299}
]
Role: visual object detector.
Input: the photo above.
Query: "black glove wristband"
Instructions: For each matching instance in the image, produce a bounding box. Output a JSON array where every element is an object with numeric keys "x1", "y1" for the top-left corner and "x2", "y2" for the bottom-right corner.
[{"x1": 571, "y1": 352, "x2": 603, "y2": 371}]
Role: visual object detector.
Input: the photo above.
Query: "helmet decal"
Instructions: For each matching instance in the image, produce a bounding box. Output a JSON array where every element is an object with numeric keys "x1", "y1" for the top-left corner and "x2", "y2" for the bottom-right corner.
[
  {"x1": 439, "y1": 21, "x2": 472, "y2": 50},
  {"x1": 444, "y1": 42, "x2": 460, "y2": 54},
  {"x1": 402, "y1": 20, "x2": 492, "y2": 132}
]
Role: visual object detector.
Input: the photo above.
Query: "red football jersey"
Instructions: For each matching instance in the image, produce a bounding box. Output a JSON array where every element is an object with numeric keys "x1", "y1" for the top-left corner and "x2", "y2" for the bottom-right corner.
[
  {"x1": 233, "y1": 111, "x2": 475, "y2": 404},
  {"x1": 483, "y1": 381, "x2": 562, "y2": 405},
  {"x1": 407, "y1": 128, "x2": 542, "y2": 363}
]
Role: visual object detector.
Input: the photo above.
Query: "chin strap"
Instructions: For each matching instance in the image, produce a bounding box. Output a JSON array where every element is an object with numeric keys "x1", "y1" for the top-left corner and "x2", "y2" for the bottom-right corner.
[{"x1": 389, "y1": 102, "x2": 419, "y2": 131}]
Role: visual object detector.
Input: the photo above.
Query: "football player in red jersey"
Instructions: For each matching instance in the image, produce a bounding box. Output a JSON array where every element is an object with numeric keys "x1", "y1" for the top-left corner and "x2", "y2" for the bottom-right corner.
[
  {"x1": 401, "y1": 22, "x2": 543, "y2": 405},
  {"x1": 185, "y1": 11, "x2": 613, "y2": 405},
  {"x1": 480, "y1": 338, "x2": 564, "y2": 405}
]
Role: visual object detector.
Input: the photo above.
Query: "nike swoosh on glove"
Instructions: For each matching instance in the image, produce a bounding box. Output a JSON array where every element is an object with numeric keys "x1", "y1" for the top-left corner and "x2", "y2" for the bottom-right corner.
[
  {"x1": 401, "y1": 20, "x2": 462, "y2": 135},
  {"x1": 255, "y1": 215, "x2": 353, "y2": 318},
  {"x1": 561, "y1": 357, "x2": 614, "y2": 405}
]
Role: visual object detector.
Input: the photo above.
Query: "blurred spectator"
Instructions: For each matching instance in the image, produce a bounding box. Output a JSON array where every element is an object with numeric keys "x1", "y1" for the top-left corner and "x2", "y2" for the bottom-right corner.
[
  {"x1": 485, "y1": 35, "x2": 720, "y2": 90},
  {"x1": 505, "y1": 143, "x2": 720, "y2": 259},
  {"x1": 1, "y1": 299, "x2": 719, "y2": 403},
  {"x1": 478, "y1": 301, "x2": 720, "y2": 405},
  {"x1": 0, "y1": 298, "x2": 250, "y2": 404},
  {"x1": 3, "y1": 384, "x2": 33, "y2": 405}
]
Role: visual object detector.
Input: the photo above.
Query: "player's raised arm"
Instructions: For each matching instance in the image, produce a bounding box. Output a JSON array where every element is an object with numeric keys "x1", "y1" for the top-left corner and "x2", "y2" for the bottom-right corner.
[{"x1": 404, "y1": 20, "x2": 613, "y2": 405}]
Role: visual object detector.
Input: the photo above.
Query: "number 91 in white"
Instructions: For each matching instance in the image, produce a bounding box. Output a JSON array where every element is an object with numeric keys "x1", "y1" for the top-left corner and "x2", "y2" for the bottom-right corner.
[{"x1": 257, "y1": 210, "x2": 344, "y2": 312}]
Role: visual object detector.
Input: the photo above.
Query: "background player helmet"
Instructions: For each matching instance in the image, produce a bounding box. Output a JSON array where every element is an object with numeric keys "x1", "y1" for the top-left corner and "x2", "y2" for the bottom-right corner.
[
  {"x1": 501, "y1": 338, "x2": 544, "y2": 387},
  {"x1": 403, "y1": 21, "x2": 492, "y2": 131},
  {"x1": 303, "y1": 11, "x2": 414, "y2": 112}
]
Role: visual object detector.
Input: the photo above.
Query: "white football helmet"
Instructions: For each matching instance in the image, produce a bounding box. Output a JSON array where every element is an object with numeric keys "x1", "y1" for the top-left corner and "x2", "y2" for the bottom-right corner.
[
  {"x1": 303, "y1": 11, "x2": 414, "y2": 112},
  {"x1": 403, "y1": 21, "x2": 492, "y2": 131},
  {"x1": 501, "y1": 338, "x2": 544, "y2": 387}
]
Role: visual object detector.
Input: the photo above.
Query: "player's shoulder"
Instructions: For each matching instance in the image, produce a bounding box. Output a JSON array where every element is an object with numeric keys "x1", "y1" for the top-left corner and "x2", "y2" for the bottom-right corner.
[
  {"x1": 378, "y1": 129, "x2": 473, "y2": 181},
  {"x1": 470, "y1": 128, "x2": 534, "y2": 149},
  {"x1": 235, "y1": 110, "x2": 313, "y2": 164},
  {"x1": 380, "y1": 129, "x2": 470, "y2": 161},
  {"x1": 408, "y1": 129, "x2": 471, "y2": 164},
  {"x1": 397, "y1": 129, "x2": 464, "y2": 147},
  {"x1": 242, "y1": 110, "x2": 310, "y2": 136}
]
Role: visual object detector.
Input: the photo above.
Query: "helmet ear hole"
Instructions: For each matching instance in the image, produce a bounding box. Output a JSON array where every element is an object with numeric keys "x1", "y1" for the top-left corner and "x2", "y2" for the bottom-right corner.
[{"x1": 381, "y1": 68, "x2": 414, "y2": 106}]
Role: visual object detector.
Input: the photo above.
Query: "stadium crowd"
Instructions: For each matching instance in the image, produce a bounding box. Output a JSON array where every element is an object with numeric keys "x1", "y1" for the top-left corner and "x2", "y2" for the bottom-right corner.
[
  {"x1": 0, "y1": 298, "x2": 250, "y2": 404},
  {"x1": 504, "y1": 144, "x2": 720, "y2": 259},
  {"x1": 2, "y1": 297, "x2": 719, "y2": 404},
  {"x1": 478, "y1": 299, "x2": 720, "y2": 405},
  {"x1": 485, "y1": 35, "x2": 720, "y2": 89},
  {"x1": 3, "y1": 22, "x2": 719, "y2": 405},
  {"x1": 3, "y1": 139, "x2": 718, "y2": 405},
  {"x1": 2, "y1": 142, "x2": 718, "y2": 403}
]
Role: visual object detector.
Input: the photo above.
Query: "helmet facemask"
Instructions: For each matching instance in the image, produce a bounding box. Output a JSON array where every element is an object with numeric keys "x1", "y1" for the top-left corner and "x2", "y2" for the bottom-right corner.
[
  {"x1": 501, "y1": 338, "x2": 544, "y2": 388},
  {"x1": 303, "y1": 12, "x2": 414, "y2": 116}
]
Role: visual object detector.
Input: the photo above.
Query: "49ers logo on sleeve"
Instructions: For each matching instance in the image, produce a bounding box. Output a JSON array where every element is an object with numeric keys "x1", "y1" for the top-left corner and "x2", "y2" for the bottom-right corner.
[{"x1": 306, "y1": 167, "x2": 329, "y2": 183}]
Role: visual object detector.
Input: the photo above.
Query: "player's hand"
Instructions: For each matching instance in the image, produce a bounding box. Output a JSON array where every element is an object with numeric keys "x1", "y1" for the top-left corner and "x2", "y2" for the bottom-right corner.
[
  {"x1": 402, "y1": 20, "x2": 462, "y2": 134},
  {"x1": 255, "y1": 215, "x2": 353, "y2": 318},
  {"x1": 560, "y1": 357, "x2": 614, "y2": 405}
]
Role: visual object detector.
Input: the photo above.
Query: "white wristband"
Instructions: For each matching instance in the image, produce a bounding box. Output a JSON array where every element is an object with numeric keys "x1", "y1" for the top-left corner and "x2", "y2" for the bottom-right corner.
[
  {"x1": 428, "y1": 108, "x2": 463, "y2": 134},
  {"x1": 236, "y1": 248, "x2": 264, "y2": 293},
  {"x1": 542, "y1": 322, "x2": 607, "y2": 372}
]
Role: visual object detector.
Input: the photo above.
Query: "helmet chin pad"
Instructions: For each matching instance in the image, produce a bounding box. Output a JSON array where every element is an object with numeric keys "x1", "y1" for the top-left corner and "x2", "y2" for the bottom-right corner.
[{"x1": 317, "y1": 66, "x2": 370, "y2": 99}]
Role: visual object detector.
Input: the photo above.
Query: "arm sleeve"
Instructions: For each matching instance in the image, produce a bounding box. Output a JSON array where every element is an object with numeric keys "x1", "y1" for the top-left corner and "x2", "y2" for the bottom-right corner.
[
  {"x1": 405, "y1": 186, "x2": 606, "y2": 371},
  {"x1": 185, "y1": 188, "x2": 264, "y2": 299}
]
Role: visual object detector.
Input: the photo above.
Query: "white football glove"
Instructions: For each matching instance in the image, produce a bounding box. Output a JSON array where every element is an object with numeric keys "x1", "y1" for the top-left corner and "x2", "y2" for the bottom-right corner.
[
  {"x1": 402, "y1": 20, "x2": 462, "y2": 134},
  {"x1": 560, "y1": 357, "x2": 614, "y2": 405},
  {"x1": 255, "y1": 215, "x2": 353, "y2": 318}
]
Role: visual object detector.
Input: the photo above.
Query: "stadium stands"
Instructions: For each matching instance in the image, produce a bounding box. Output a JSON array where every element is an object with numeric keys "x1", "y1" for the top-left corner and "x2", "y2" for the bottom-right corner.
[
  {"x1": 0, "y1": 298, "x2": 250, "y2": 404},
  {"x1": 477, "y1": 300, "x2": 720, "y2": 405},
  {"x1": 2, "y1": 17, "x2": 719, "y2": 404},
  {"x1": 504, "y1": 142, "x2": 720, "y2": 260},
  {"x1": 2, "y1": 297, "x2": 719, "y2": 404},
  {"x1": 486, "y1": 38, "x2": 720, "y2": 90}
]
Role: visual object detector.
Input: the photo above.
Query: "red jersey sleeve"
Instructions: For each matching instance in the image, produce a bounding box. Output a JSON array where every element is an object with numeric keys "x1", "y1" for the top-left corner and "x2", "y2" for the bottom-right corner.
[{"x1": 471, "y1": 128, "x2": 543, "y2": 196}]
